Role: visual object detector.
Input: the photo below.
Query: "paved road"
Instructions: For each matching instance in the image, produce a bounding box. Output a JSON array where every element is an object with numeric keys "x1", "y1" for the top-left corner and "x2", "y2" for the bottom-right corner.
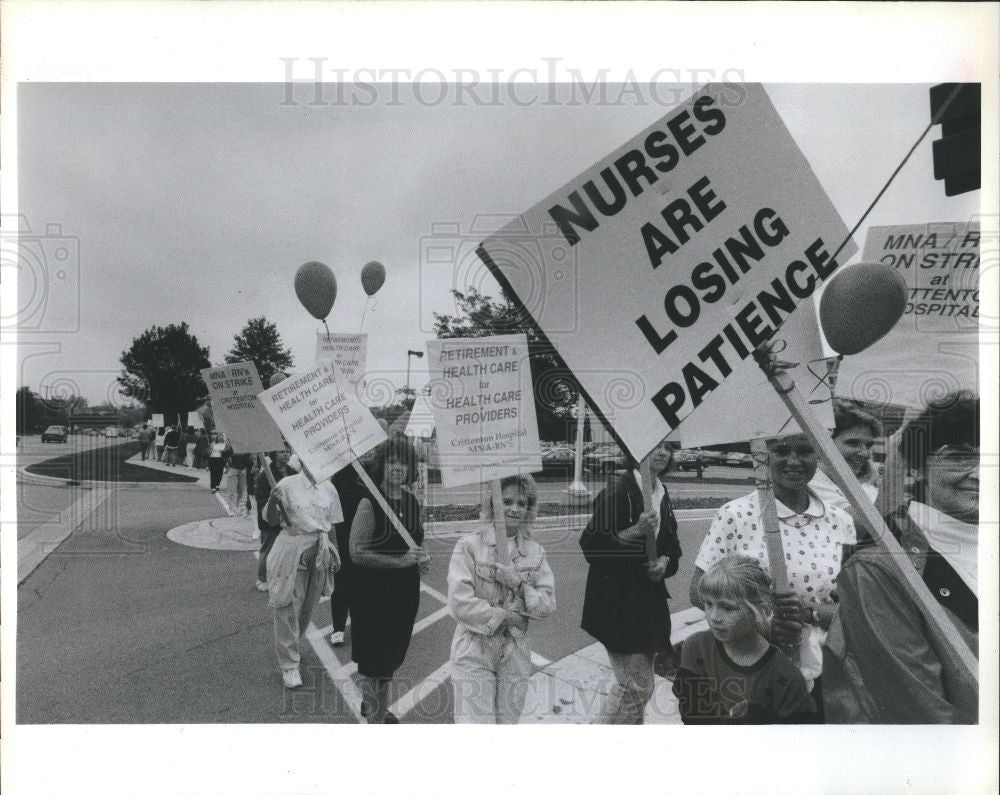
[{"x1": 15, "y1": 449, "x2": 732, "y2": 724}]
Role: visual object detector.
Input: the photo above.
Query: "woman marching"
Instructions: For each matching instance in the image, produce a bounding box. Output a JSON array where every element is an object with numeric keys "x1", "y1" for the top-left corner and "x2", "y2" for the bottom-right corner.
[
  {"x1": 447, "y1": 473, "x2": 556, "y2": 724},
  {"x1": 823, "y1": 391, "x2": 979, "y2": 723},
  {"x1": 579, "y1": 439, "x2": 683, "y2": 724},
  {"x1": 349, "y1": 437, "x2": 431, "y2": 723}
]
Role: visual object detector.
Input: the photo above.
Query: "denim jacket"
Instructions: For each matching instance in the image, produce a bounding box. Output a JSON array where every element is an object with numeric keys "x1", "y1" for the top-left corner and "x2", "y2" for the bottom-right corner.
[{"x1": 447, "y1": 524, "x2": 556, "y2": 637}]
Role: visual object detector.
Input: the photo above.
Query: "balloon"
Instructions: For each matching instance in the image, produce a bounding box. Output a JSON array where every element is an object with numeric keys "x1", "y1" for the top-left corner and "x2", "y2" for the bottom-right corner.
[
  {"x1": 268, "y1": 372, "x2": 289, "y2": 388},
  {"x1": 820, "y1": 263, "x2": 907, "y2": 355},
  {"x1": 295, "y1": 261, "x2": 337, "y2": 320},
  {"x1": 360, "y1": 260, "x2": 386, "y2": 296}
]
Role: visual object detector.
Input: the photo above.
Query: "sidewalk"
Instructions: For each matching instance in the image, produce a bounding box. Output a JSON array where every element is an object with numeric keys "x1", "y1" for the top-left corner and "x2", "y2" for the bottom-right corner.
[{"x1": 125, "y1": 451, "x2": 212, "y2": 486}]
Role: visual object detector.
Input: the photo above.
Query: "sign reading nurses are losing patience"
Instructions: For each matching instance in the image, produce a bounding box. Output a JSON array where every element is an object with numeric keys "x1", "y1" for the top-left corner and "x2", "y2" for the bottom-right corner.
[
  {"x1": 200, "y1": 361, "x2": 284, "y2": 454},
  {"x1": 425, "y1": 334, "x2": 542, "y2": 488},
  {"x1": 259, "y1": 358, "x2": 386, "y2": 480},
  {"x1": 477, "y1": 83, "x2": 856, "y2": 462},
  {"x1": 834, "y1": 222, "x2": 980, "y2": 408}
]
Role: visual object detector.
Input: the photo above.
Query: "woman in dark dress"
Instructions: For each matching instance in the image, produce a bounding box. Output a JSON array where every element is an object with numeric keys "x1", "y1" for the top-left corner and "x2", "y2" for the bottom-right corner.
[{"x1": 349, "y1": 437, "x2": 431, "y2": 723}]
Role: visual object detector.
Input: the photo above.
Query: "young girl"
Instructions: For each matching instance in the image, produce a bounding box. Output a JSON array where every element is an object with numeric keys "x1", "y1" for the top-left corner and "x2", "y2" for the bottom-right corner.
[
  {"x1": 447, "y1": 473, "x2": 556, "y2": 724},
  {"x1": 673, "y1": 555, "x2": 817, "y2": 724}
]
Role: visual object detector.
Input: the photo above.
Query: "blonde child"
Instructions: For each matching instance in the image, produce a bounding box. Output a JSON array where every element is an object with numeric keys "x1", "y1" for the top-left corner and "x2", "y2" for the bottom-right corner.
[
  {"x1": 447, "y1": 473, "x2": 555, "y2": 724},
  {"x1": 673, "y1": 555, "x2": 817, "y2": 724}
]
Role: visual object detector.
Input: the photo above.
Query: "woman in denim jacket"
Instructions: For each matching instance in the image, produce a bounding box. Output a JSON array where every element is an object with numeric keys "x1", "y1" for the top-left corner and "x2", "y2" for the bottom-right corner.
[{"x1": 447, "y1": 473, "x2": 556, "y2": 724}]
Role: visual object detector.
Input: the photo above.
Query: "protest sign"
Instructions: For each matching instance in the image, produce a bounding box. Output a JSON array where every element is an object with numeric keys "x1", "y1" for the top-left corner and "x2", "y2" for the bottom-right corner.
[
  {"x1": 679, "y1": 302, "x2": 836, "y2": 447},
  {"x1": 259, "y1": 358, "x2": 385, "y2": 480},
  {"x1": 404, "y1": 393, "x2": 436, "y2": 438},
  {"x1": 188, "y1": 411, "x2": 204, "y2": 430},
  {"x1": 315, "y1": 331, "x2": 368, "y2": 399},
  {"x1": 150, "y1": 413, "x2": 164, "y2": 428},
  {"x1": 833, "y1": 222, "x2": 979, "y2": 408},
  {"x1": 201, "y1": 361, "x2": 285, "y2": 454},
  {"x1": 425, "y1": 334, "x2": 542, "y2": 489},
  {"x1": 478, "y1": 83, "x2": 856, "y2": 462}
]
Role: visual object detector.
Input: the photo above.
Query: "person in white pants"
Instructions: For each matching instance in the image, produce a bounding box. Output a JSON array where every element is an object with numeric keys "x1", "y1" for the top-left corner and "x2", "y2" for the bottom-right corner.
[{"x1": 265, "y1": 469, "x2": 343, "y2": 689}]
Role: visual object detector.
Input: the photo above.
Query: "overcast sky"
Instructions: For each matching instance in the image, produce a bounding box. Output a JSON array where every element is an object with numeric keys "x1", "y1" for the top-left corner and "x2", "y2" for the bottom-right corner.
[{"x1": 16, "y1": 82, "x2": 977, "y2": 407}]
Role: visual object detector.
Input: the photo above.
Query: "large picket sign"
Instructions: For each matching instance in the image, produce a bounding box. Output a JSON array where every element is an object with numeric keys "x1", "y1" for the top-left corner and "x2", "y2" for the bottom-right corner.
[
  {"x1": 259, "y1": 358, "x2": 385, "y2": 480},
  {"x1": 315, "y1": 331, "x2": 368, "y2": 399},
  {"x1": 201, "y1": 361, "x2": 285, "y2": 454},
  {"x1": 478, "y1": 83, "x2": 856, "y2": 461},
  {"x1": 834, "y1": 222, "x2": 979, "y2": 408},
  {"x1": 425, "y1": 334, "x2": 542, "y2": 488}
]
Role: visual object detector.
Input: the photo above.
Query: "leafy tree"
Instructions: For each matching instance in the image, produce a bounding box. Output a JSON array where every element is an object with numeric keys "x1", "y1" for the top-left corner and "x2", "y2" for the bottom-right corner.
[
  {"x1": 16, "y1": 387, "x2": 43, "y2": 433},
  {"x1": 225, "y1": 317, "x2": 294, "y2": 386},
  {"x1": 432, "y1": 287, "x2": 579, "y2": 441},
  {"x1": 118, "y1": 323, "x2": 211, "y2": 425}
]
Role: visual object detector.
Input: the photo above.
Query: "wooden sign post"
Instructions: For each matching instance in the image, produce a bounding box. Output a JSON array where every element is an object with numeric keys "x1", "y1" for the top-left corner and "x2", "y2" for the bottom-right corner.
[{"x1": 639, "y1": 457, "x2": 657, "y2": 565}]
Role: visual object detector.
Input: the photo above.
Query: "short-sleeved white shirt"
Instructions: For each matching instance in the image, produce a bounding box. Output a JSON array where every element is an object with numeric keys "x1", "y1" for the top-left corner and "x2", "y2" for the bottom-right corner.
[
  {"x1": 695, "y1": 490, "x2": 856, "y2": 683},
  {"x1": 272, "y1": 472, "x2": 344, "y2": 536}
]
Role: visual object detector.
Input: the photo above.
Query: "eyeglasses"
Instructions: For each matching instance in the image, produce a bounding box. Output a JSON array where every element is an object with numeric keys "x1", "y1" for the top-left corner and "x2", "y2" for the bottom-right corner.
[{"x1": 929, "y1": 445, "x2": 979, "y2": 470}]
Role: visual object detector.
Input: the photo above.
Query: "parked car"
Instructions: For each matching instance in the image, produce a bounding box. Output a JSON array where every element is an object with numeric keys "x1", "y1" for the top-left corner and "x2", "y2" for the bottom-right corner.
[
  {"x1": 725, "y1": 452, "x2": 753, "y2": 468},
  {"x1": 41, "y1": 425, "x2": 68, "y2": 443},
  {"x1": 540, "y1": 446, "x2": 577, "y2": 477},
  {"x1": 674, "y1": 449, "x2": 703, "y2": 471},
  {"x1": 582, "y1": 442, "x2": 627, "y2": 475},
  {"x1": 102, "y1": 427, "x2": 118, "y2": 438}
]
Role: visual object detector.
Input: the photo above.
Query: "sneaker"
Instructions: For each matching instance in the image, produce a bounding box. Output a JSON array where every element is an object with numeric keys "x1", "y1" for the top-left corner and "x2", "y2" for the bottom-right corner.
[
  {"x1": 211, "y1": 487, "x2": 218, "y2": 493},
  {"x1": 256, "y1": 580, "x2": 268, "y2": 592},
  {"x1": 282, "y1": 668, "x2": 302, "y2": 688},
  {"x1": 329, "y1": 631, "x2": 345, "y2": 646}
]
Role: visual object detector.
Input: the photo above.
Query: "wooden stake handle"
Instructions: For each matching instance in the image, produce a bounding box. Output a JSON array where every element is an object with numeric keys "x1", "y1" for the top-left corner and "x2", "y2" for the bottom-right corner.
[
  {"x1": 750, "y1": 438, "x2": 790, "y2": 592},
  {"x1": 763, "y1": 365, "x2": 978, "y2": 688},
  {"x1": 351, "y1": 459, "x2": 419, "y2": 550},
  {"x1": 639, "y1": 458, "x2": 657, "y2": 565},
  {"x1": 490, "y1": 479, "x2": 511, "y2": 566}
]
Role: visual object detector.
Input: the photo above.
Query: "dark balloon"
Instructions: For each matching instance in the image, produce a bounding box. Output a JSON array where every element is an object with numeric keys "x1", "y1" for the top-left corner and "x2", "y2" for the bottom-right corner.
[
  {"x1": 295, "y1": 261, "x2": 337, "y2": 320},
  {"x1": 360, "y1": 260, "x2": 386, "y2": 296},
  {"x1": 820, "y1": 263, "x2": 907, "y2": 355}
]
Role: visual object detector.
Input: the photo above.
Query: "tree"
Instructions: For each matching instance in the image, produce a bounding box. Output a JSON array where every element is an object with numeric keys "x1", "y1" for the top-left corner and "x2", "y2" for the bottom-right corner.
[
  {"x1": 16, "y1": 387, "x2": 43, "y2": 433},
  {"x1": 118, "y1": 323, "x2": 211, "y2": 425},
  {"x1": 432, "y1": 287, "x2": 580, "y2": 441},
  {"x1": 225, "y1": 317, "x2": 294, "y2": 386}
]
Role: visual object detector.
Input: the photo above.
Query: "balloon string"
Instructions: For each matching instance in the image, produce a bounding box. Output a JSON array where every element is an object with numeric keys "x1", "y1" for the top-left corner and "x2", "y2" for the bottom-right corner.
[
  {"x1": 323, "y1": 319, "x2": 361, "y2": 465},
  {"x1": 826, "y1": 83, "x2": 968, "y2": 269}
]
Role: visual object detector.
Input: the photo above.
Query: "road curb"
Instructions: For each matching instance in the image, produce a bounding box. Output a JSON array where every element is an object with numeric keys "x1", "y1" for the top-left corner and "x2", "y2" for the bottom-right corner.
[{"x1": 18, "y1": 464, "x2": 201, "y2": 491}]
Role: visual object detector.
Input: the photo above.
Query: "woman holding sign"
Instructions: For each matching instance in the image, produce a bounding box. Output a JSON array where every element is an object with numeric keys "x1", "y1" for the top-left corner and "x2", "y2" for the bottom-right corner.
[
  {"x1": 447, "y1": 473, "x2": 556, "y2": 724},
  {"x1": 691, "y1": 434, "x2": 857, "y2": 713},
  {"x1": 823, "y1": 392, "x2": 979, "y2": 723},
  {"x1": 579, "y1": 440, "x2": 682, "y2": 724},
  {"x1": 349, "y1": 437, "x2": 430, "y2": 723}
]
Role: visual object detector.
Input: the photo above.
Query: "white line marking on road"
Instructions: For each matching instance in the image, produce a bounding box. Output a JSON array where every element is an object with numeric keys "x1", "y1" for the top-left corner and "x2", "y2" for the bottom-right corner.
[
  {"x1": 531, "y1": 651, "x2": 551, "y2": 667},
  {"x1": 390, "y1": 660, "x2": 452, "y2": 719},
  {"x1": 412, "y1": 606, "x2": 451, "y2": 635},
  {"x1": 215, "y1": 493, "x2": 234, "y2": 516},
  {"x1": 306, "y1": 623, "x2": 364, "y2": 723},
  {"x1": 420, "y1": 581, "x2": 449, "y2": 604}
]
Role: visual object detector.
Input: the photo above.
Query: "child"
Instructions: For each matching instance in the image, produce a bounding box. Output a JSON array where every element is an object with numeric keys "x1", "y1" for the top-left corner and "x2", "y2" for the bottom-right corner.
[
  {"x1": 673, "y1": 555, "x2": 818, "y2": 724},
  {"x1": 447, "y1": 474, "x2": 556, "y2": 724}
]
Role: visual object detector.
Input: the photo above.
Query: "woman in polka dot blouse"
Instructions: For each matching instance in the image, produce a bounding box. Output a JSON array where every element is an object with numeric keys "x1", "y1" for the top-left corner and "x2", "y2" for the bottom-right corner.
[{"x1": 689, "y1": 434, "x2": 856, "y2": 709}]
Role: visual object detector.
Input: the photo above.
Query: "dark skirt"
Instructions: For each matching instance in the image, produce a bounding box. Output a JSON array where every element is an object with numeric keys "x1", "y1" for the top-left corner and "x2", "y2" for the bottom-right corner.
[{"x1": 351, "y1": 564, "x2": 420, "y2": 678}]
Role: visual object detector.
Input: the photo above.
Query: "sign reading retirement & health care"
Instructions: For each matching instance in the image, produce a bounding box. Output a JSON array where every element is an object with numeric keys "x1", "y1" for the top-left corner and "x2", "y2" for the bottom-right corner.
[
  {"x1": 200, "y1": 361, "x2": 284, "y2": 454},
  {"x1": 315, "y1": 332, "x2": 368, "y2": 398},
  {"x1": 426, "y1": 334, "x2": 542, "y2": 488},
  {"x1": 477, "y1": 83, "x2": 856, "y2": 462},
  {"x1": 259, "y1": 358, "x2": 385, "y2": 480}
]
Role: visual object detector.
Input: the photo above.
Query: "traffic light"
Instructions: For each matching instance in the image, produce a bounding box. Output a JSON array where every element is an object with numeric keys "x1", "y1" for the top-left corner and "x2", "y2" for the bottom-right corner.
[{"x1": 929, "y1": 83, "x2": 980, "y2": 197}]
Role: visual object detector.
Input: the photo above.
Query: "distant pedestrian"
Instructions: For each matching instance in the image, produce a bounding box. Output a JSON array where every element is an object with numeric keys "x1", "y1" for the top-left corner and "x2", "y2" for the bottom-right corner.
[
  {"x1": 163, "y1": 426, "x2": 180, "y2": 467},
  {"x1": 448, "y1": 473, "x2": 556, "y2": 724},
  {"x1": 226, "y1": 447, "x2": 254, "y2": 515},
  {"x1": 254, "y1": 447, "x2": 294, "y2": 591},
  {"x1": 194, "y1": 429, "x2": 210, "y2": 469},
  {"x1": 265, "y1": 467, "x2": 343, "y2": 689},
  {"x1": 155, "y1": 427, "x2": 167, "y2": 461},
  {"x1": 208, "y1": 434, "x2": 229, "y2": 492},
  {"x1": 138, "y1": 424, "x2": 151, "y2": 460},
  {"x1": 183, "y1": 426, "x2": 197, "y2": 468},
  {"x1": 148, "y1": 427, "x2": 158, "y2": 459}
]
